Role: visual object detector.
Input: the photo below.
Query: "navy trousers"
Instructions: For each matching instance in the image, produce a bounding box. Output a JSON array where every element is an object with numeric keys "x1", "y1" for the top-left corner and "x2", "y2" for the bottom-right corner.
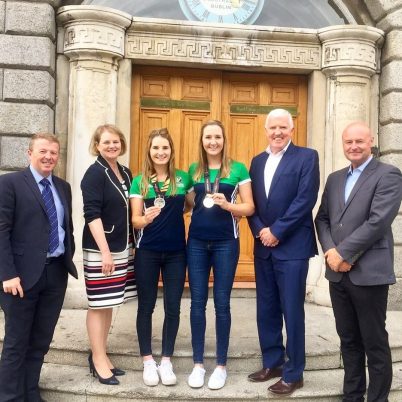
[
  {"x1": 0, "y1": 259, "x2": 67, "y2": 402},
  {"x1": 254, "y1": 255, "x2": 308, "y2": 383}
]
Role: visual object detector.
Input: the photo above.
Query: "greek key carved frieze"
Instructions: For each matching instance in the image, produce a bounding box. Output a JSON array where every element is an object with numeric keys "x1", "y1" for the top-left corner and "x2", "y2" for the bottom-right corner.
[
  {"x1": 323, "y1": 43, "x2": 377, "y2": 70},
  {"x1": 126, "y1": 34, "x2": 321, "y2": 69},
  {"x1": 64, "y1": 24, "x2": 125, "y2": 56}
]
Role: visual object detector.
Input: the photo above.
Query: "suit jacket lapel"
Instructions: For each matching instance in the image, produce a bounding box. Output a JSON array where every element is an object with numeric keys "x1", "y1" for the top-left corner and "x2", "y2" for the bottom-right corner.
[
  {"x1": 97, "y1": 156, "x2": 128, "y2": 205},
  {"x1": 340, "y1": 158, "x2": 378, "y2": 217},
  {"x1": 337, "y1": 168, "x2": 349, "y2": 212},
  {"x1": 52, "y1": 176, "x2": 69, "y2": 224},
  {"x1": 256, "y1": 152, "x2": 269, "y2": 201},
  {"x1": 23, "y1": 168, "x2": 47, "y2": 214},
  {"x1": 267, "y1": 143, "x2": 295, "y2": 200}
]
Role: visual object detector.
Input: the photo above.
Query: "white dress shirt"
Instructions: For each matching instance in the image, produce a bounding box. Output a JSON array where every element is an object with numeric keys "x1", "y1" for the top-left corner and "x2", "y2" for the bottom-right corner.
[{"x1": 264, "y1": 141, "x2": 291, "y2": 197}]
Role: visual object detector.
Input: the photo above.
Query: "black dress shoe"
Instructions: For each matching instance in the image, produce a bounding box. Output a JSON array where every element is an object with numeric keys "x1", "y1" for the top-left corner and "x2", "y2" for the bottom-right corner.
[
  {"x1": 268, "y1": 378, "x2": 303, "y2": 395},
  {"x1": 111, "y1": 367, "x2": 126, "y2": 376},
  {"x1": 248, "y1": 367, "x2": 283, "y2": 382},
  {"x1": 89, "y1": 351, "x2": 125, "y2": 376},
  {"x1": 88, "y1": 352, "x2": 119, "y2": 385}
]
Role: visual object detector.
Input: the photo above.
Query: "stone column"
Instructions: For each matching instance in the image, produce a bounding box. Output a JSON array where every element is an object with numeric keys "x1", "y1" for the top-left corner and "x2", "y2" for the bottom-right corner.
[
  {"x1": 311, "y1": 25, "x2": 384, "y2": 306},
  {"x1": 57, "y1": 6, "x2": 132, "y2": 307}
]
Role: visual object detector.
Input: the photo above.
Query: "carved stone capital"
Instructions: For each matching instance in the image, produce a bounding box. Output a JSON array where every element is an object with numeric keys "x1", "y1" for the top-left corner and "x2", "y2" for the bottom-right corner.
[
  {"x1": 57, "y1": 6, "x2": 132, "y2": 61},
  {"x1": 126, "y1": 19, "x2": 321, "y2": 71},
  {"x1": 319, "y1": 25, "x2": 384, "y2": 77}
]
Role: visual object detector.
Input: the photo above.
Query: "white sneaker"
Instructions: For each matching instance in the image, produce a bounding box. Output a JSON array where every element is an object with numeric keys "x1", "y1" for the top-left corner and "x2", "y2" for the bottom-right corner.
[
  {"x1": 143, "y1": 360, "x2": 159, "y2": 386},
  {"x1": 208, "y1": 367, "x2": 227, "y2": 390},
  {"x1": 188, "y1": 366, "x2": 206, "y2": 388},
  {"x1": 157, "y1": 361, "x2": 177, "y2": 385}
]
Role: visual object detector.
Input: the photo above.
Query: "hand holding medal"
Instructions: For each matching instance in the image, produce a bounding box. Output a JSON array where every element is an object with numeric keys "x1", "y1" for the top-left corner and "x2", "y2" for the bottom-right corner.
[
  {"x1": 143, "y1": 205, "x2": 162, "y2": 224},
  {"x1": 211, "y1": 192, "x2": 229, "y2": 210},
  {"x1": 203, "y1": 168, "x2": 221, "y2": 209},
  {"x1": 150, "y1": 173, "x2": 170, "y2": 209}
]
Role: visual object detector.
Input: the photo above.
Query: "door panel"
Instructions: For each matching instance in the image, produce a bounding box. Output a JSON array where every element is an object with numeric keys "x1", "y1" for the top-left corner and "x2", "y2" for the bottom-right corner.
[{"x1": 131, "y1": 66, "x2": 307, "y2": 283}]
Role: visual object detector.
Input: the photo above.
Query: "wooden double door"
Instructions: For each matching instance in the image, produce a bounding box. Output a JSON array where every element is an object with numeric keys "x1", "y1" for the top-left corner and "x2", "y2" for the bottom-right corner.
[{"x1": 130, "y1": 66, "x2": 307, "y2": 283}]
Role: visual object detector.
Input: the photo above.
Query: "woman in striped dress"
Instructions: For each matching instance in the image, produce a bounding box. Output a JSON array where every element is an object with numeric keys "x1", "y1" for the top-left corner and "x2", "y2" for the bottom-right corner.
[{"x1": 81, "y1": 124, "x2": 136, "y2": 385}]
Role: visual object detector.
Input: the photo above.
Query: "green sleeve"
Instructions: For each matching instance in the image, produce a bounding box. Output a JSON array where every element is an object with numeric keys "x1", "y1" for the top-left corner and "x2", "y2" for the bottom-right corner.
[
  {"x1": 237, "y1": 161, "x2": 251, "y2": 182},
  {"x1": 130, "y1": 175, "x2": 142, "y2": 196},
  {"x1": 188, "y1": 162, "x2": 197, "y2": 179}
]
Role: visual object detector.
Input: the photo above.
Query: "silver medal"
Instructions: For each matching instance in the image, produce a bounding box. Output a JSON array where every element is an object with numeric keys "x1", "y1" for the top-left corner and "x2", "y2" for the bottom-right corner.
[
  {"x1": 203, "y1": 196, "x2": 214, "y2": 209},
  {"x1": 154, "y1": 197, "x2": 166, "y2": 208}
]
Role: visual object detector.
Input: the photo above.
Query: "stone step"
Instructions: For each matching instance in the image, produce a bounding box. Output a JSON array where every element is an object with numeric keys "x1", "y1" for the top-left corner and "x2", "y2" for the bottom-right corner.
[
  {"x1": 1, "y1": 299, "x2": 402, "y2": 374},
  {"x1": 39, "y1": 362, "x2": 402, "y2": 402}
]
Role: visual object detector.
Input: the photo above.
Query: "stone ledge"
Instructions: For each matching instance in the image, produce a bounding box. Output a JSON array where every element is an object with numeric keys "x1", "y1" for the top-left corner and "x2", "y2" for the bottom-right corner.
[
  {"x1": 0, "y1": 135, "x2": 30, "y2": 169},
  {"x1": 380, "y1": 92, "x2": 402, "y2": 124},
  {"x1": 394, "y1": 246, "x2": 402, "y2": 278},
  {"x1": 3, "y1": 69, "x2": 55, "y2": 106},
  {"x1": 365, "y1": 0, "x2": 402, "y2": 22},
  {"x1": 0, "y1": 68, "x2": 3, "y2": 100},
  {"x1": 0, "y1": 34, "x2": 55, "y2": 73},
  {"x1": 0, "y1": 102, "x2": 54, "y2": 135},
  {"x1": 380, "y1": 154, "x2": 402, "y2": 172},
  {"x1": 393, "y1": 215, "x2": 402, "y2": 245},
  {"x1": 379, "y1": 123, "x2": 402, "y2": 153},
  {"x1": 382, "y1": 30, "x2": 402, "y2": 64},
  {"x1": 381, "y1": 61, "x2": 402, "y2": 94},
  {"x1": 5, "y1": 1, "x2": 55, "y2": 40},
  {"x1": 377, "y1": 8, "x2": 402, "y2": 33},
  {"x1": 0, "y1": 1, "x2": 5, "y2": 34},
  {"x1": 38, "y1": 362, "x2": 402, "y2": 402}
]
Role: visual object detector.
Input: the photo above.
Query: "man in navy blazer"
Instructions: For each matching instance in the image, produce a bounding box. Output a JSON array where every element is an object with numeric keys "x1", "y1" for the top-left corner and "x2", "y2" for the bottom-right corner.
[
  {"x1": 315, "y1": 122, "x2": 402, "y2": 402},
  {"x1": 0, "y1": 133, "x2": 78, "y2": 402},
  {"x1": 247, "y1": 109, "x2": 319, "y2": 395}
]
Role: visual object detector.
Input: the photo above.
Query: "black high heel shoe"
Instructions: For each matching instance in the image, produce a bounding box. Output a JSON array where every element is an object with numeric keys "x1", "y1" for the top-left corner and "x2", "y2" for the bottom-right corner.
[
  {"x1": 89, "y1": 352, "x2": 125, "y2": 376},
  {"x1": 111, "y1": 367, "x2": 126, "y2": 376},
  {"x1": 88, "y1": 352, "x2": 119, "y2": 385}
]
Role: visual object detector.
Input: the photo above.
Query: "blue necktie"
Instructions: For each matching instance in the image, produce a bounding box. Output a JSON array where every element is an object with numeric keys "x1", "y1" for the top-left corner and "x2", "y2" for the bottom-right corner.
[{"x1": 40, "y1": 178, "x2": 59, "y2": 253}]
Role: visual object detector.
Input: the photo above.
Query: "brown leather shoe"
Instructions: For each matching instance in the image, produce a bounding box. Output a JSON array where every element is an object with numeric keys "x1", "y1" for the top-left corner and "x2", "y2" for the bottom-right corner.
[
  {"x1": 268, "y1": 378, "x2": 303, "y2": 395},
  {"x1": 247, "y1": 367, "x2": 283, "y2": 382}
]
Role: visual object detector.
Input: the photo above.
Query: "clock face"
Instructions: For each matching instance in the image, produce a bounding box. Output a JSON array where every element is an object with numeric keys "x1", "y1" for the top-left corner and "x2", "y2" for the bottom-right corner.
[{"x1": 179, "y1": 0, "x2": 265, "y2": 25}]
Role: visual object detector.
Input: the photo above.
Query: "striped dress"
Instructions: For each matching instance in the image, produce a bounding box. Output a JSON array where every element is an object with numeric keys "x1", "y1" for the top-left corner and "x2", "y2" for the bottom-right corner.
[{"x1": 83, "y1": 180, "x2": 136, "y2": 309}]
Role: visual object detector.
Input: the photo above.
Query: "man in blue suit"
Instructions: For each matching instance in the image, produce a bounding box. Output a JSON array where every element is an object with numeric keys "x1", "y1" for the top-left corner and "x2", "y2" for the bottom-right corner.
[
  {"x1": 0, "y1": 133, "x2": 78, "y2": 402},
  {"x1": 247, "y1": 109, "x2": 319, "y2": 396}
]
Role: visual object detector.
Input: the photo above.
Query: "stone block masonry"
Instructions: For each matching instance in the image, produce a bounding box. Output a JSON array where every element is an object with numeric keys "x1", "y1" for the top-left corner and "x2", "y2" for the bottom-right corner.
[
  {"x1": 0, "y1": 0, "x2": 57, "y2": 172},
  {"x1": 3, "y1": 69, "x2": 55, "y2": 106},
  {"x1": 5, "y1": 1, "x2": 55, "y2": 40}
]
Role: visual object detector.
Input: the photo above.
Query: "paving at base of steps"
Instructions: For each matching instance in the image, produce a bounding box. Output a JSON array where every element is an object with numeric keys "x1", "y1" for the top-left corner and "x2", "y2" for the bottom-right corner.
[{"x1": 1, "y1": 297, "x2": 402, "y2": 400}]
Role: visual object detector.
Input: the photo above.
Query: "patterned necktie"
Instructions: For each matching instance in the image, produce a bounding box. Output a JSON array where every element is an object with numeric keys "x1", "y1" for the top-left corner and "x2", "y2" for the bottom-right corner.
[{"x1": 40, "y1": 178, "x2": 59, "y2": 253}]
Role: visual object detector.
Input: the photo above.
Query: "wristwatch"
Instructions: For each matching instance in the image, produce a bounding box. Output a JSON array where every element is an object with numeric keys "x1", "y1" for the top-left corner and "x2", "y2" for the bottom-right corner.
[{"x1": 179, "y1": 0, "x2": 265, "y2": 25}]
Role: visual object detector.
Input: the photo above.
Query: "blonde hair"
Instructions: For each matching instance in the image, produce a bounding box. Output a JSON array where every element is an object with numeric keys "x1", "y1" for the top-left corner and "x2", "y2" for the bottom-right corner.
[
  {"x1": 140, "y1": 128, "x2": 177, "y2": 197},
  {"x1": 29, "y1": 133, "x2": 60, "y2": 151},
  {"x1": 89, "y1": 124, "x2": 127, "y2": 156},
  {"x1": 193, "y1": 120, "x2": 231, "y2": 181}
]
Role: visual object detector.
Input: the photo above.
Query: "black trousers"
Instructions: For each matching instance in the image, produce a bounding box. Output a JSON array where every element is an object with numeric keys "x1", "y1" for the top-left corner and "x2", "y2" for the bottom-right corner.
[
  {"x1": 0, "y1": 260, "x2": 67, "y2": 402},
  {"x1": 329, "y1": 274, "x2": 392, "y2": 402}
]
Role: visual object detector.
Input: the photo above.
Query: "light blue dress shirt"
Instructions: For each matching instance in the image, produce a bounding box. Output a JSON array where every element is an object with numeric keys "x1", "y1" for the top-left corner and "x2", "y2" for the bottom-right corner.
[
  {"x1": 344, "y1": 156, "x2": 373, "y2": 203},
  {"x1": 30, "y1": 166, "x2": 66, "y2": 257}
]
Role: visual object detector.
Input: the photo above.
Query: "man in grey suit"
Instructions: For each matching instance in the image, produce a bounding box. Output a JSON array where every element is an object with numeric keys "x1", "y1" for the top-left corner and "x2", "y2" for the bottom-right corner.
[{"x1": 315, "y1": 122, "x2": 402, "y2": 402}]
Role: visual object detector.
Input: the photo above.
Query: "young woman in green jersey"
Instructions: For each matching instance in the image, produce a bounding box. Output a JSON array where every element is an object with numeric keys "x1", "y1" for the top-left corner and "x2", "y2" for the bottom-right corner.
[
  {"x1": 187, "y1": 120, "x2": 255, "y2": 390},
  {"x1": 130, "y1": 128, "x2": 192, "y2": 387}
]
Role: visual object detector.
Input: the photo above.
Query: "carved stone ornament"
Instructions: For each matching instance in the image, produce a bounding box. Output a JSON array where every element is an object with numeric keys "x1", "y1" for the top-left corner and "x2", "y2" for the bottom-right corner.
[
  {"x1": 126, "y1": 20, "x2": 321, "y2": 71},
  {"x1": 57, "y1": 6, "x2": 132, "y2": 59},
  {"x1": 319, "y1": 25, "x2": 384, "y2": 75}
]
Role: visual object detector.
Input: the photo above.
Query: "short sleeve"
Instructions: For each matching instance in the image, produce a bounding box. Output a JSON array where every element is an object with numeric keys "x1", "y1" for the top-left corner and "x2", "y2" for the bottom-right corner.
[
  {"x1": 236, "y1": 161, "x2": 251, "y2": 185},
  {"x1": 129, "y1": 175, "x2": 143, "y2": 198}
]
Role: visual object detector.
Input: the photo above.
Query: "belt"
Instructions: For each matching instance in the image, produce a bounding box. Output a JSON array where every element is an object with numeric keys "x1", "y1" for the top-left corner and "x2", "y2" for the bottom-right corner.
[{"x1": 45, "y1": 255, "x2": 64, "y2": 265}]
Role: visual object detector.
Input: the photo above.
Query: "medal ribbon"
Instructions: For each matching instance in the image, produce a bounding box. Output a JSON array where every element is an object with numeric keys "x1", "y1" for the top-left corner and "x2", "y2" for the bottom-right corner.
[
  {"x1": 150, "y1": 174, "x2": 170, "y2": 198},
  {"x1": 204, "y1": 168, "x2": 221, "y2": 195}
]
